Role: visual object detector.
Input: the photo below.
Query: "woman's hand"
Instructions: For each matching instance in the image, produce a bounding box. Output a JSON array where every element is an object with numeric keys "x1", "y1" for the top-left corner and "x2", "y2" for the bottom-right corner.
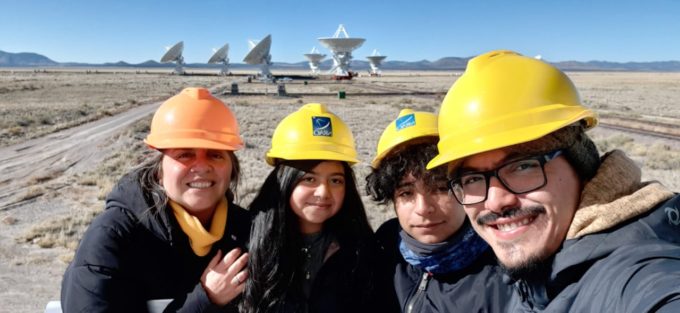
[{"x1": 201, "y1": 248, "x2": 249, "y2": 306}]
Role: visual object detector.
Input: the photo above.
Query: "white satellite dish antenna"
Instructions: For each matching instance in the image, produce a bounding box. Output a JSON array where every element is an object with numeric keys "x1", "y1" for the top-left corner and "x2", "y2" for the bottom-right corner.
[
  {"x1": 303, "y1": 46, "x2": 326, "y2": 75},
  {"x1": 243, "y1": 34, "x2": 272, "y2": 79},
  {"x1": 208, "y1": 43, "x2": 230, "y2": 76},
  {"x1": 318, "y1": 24, "x2": 365, "y2": 79},
  {"x1": 160, "y1": 41, "x2": 185, "y2": 75},
  {"x1": 366, "y1": 49, "x2": 387, "y2": 76}
]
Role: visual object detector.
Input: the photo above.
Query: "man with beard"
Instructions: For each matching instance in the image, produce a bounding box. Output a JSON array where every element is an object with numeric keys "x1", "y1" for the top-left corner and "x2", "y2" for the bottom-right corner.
[{"x1": 427, "y1": 50, "x2": 680, "y2": 312}]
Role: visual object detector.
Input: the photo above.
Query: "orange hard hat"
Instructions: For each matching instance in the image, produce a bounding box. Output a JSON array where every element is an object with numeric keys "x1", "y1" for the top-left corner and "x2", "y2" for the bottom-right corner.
[{"x1": 144, "y1": 87, "x2": 243, "y2": 151}]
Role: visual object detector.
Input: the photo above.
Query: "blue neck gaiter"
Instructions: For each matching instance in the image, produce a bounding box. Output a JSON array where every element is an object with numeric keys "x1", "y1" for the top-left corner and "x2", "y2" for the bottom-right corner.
[{"x1": 399, "y1": 220, "x2": 489, "y2": 275}]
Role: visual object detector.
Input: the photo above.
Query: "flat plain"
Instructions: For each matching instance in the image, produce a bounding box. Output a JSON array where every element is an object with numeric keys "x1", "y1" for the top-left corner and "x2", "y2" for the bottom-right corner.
[{"x1": 1, "y1": 69, "x2": 679, "y2": 313}]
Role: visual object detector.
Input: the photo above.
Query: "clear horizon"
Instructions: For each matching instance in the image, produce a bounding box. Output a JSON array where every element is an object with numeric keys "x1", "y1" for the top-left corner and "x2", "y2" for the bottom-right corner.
[{"x1": 1, "y1": 0, "x2": 679, "y2": 64}]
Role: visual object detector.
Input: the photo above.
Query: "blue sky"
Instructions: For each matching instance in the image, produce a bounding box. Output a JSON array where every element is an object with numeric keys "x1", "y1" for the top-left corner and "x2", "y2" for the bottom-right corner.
[{"x1": 1, "y1": 0, "x2": 679, "y2": 64}]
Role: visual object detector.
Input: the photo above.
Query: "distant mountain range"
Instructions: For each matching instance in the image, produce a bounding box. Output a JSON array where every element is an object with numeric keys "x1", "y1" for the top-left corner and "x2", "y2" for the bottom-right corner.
[{"x1": 2, "y1": 50, "x2": 680, "y2": 72}]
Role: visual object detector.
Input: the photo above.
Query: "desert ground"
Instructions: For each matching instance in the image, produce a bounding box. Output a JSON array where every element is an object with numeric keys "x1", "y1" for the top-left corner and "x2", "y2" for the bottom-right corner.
[{"x1": 1, "y1": 68, "x2": 679, "y2": 312}]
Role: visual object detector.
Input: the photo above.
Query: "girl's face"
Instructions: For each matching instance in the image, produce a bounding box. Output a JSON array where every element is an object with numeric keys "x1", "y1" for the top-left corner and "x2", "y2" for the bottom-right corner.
[
  {"x1": 289, "y1": 161, "x2": 346, "y2": 234},
  {"x1": 161, "y1": 148, "x2": 232, "y2": 216}
]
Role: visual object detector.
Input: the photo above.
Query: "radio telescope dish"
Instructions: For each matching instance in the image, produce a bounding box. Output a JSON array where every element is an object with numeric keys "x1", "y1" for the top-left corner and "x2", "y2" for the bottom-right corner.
[
  {"x1": 160, "y1": 41, "x2": 185, "y2": 75},
  {"x1": 243, "y1": 34, "x2": 272, "y2": 78},
  {"x1": 366, "y1": 49, "x2": 387, "y2": 76},
  {"x1": 318, "y1": 24, "x2": 365, "y2": 79},
  {"x1": 303, "y1": 47, "x2": 326, "y2": 75},
  {"x1": 208, "y1": 43, "x2": 230, "y2": 76}
]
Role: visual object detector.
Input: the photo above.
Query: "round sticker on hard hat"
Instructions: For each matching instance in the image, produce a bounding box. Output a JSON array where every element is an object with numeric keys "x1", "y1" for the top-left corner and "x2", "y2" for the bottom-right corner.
[{"x1": 312, "y1": 116, "x2": 333, "y2": 137}]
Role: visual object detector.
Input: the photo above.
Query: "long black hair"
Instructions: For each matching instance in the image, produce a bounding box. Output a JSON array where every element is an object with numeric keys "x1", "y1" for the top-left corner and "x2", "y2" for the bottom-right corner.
[{"x1": 240, "y1": 160, "x2": 373, "y2": 313}]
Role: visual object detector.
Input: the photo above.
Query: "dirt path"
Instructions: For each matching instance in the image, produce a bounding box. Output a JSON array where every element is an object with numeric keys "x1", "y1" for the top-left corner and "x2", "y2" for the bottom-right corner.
[{"x1": 0, "y1": 101, "x2": 159, "y2": 211}]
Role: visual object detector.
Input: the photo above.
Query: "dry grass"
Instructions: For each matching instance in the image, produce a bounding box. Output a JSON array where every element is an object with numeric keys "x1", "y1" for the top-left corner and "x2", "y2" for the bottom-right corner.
[
  {"x1": 645, "y1": 143, "x2": 680, "y2": 170},
  {"x1": 18, "y1": 186, "x2": 45, "y2": 202},
  {"x1": 26, "y1": 168, "x2": 66, "y2": 186},
  {"x1": 16, "y1": 118, "x2": 150, "y2": 252},
  {"x1": 0, "y1": 71, "x2": 225, "y2": 147},
  {"x1": 591, "y1": 131, "x2": 680, "y2": 191},
  {"x1": 16, "y1": 209, "x2": 99, "y2": 250},
  {"x1": 570, "y1": 72, "x2": 680, "y2": 119}
]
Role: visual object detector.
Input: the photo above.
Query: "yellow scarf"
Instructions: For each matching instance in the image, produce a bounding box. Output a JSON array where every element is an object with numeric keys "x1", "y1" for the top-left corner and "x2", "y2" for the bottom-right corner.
[{"x1": 170, "y1": 198, "x2": 228, "y2": 256}]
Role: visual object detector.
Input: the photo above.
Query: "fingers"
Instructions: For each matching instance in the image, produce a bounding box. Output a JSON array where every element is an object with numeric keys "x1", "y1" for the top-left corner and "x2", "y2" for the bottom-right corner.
[
  {"x1": 217, "y1": 248, "x2": 241, "y2": 270},
  {"x1": 202, "y1": 250, "x2": 223, "y2": 279},
  {"x1": 226, "y1": 252, "x2": 249, "y2": 282},
  {"x1": 230, "y1": 252, "x2": 249, "y2": 273},
  {"x1": 201, "y1": 249, "x2": 249, "y2": 306},
  {"x1": 238, "y1": 269, "x2": 249, "y2": 284},
  {"x1": 208, "y1": 250, "x2": 222, "y2": 269}
]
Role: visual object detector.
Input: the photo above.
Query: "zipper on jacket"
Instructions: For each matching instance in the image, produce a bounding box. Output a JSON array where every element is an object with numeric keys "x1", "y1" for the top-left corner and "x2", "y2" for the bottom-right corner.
[{"x1": 406, "y1": 272, "x2": 431, "y2": 313}]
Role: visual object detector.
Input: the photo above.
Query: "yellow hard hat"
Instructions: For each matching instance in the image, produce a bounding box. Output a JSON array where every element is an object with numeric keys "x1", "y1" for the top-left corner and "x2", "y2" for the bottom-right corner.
[
  {"x1": 144, "y1": 87, "x2": 243, "y2": 151},
  {"x1": 266, "y1": 103, "x2": 359, "y2": 166},
  {"x1": 371, "y1": 109, "x2": 438, "y2": 168},
  {"x1": 427, "y1": 50, "x2": 597, "y2": 169}
]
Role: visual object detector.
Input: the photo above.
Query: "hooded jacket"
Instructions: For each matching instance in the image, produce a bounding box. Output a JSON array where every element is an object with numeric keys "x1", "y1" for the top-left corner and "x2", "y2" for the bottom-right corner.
[
  {"x1": 375, "y1": 218, "x2": 513, "y2": 313},
  {"x1": 508, "y1": 150, "x2": 680, "y2": 312},
  {"x1": 61, "y1": 171, "x2": 251, "y2": 313}
]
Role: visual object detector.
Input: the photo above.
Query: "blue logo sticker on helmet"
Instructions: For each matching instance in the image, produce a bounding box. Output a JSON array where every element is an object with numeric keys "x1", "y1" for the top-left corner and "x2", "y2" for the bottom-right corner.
[
  {"x1": 312, "y1": 116, "x2": 332, "y2": 137},
  {"x1": 396, "y1": 113, "x2": 416, "y2": 131}
]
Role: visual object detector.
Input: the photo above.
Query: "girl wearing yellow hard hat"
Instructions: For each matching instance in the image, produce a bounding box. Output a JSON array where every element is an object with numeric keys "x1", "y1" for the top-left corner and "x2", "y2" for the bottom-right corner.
[
  {"x1": 61, "y1": 87, "x2": 251, "y2": 311},
  {"x1": 240, "y1": 103, "x2": 381, "y2": 313}
]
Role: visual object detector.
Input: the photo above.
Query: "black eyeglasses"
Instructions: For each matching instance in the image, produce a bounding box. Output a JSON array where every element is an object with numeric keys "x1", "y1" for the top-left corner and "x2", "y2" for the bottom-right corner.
[{"x1": 447, "y1": 150, "x2": 563, "y2": 205}]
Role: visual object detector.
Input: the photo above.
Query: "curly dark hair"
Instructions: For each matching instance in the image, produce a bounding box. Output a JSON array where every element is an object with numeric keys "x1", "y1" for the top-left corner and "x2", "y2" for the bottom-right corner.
[{"x1": 365, "y1": 138, "x2": 447, "y2": 205}]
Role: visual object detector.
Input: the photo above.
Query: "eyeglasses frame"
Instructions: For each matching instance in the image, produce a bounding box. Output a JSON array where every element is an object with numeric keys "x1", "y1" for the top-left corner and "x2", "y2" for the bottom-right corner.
[{"x1": 447, "y1": 150, "x2": 564, "y2": 205}]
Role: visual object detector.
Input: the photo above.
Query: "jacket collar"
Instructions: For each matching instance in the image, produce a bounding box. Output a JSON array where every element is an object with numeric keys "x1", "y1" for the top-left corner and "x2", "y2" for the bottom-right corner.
[{"x1": 568, "y1": 149, "x2": 674, "y2": 239}]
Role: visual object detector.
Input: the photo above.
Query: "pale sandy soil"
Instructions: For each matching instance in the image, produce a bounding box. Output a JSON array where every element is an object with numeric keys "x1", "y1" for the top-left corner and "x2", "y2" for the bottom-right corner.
[{"x1": 0, "y1": 70, "x2": 678, "y2": 313}]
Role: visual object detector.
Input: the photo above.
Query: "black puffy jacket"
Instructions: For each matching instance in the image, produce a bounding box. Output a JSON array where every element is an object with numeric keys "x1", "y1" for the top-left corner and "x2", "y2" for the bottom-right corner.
[
  {"x1": 61, "y1": 172, "x2": 251, "y2": 313},
  {"x1": 279, "y1": 237, "x2": 383, "y2": 313},
  {"x1": 375, "y1": 218, "x2": 513, "y2": 313}
]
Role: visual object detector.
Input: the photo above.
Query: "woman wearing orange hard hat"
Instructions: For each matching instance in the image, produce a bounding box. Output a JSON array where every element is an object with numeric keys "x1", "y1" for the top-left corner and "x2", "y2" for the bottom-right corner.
[
  {"x1": 61, "y1": 87, "x2": 251, "y2": 312},
  {"x1": 240, "y1": 103, "x2": 382, "y2": 313}
]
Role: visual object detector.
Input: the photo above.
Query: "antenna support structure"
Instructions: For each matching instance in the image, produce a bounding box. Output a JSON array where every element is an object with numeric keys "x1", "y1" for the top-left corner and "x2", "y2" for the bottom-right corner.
[
  {"x1": 366, "y1": 49, "x2": 387, "y2": 76},
  {"x1": 303, "y1": 47, "x2": 326, "y2": 75},
  {"x1": 318, "y1": 24, "x2": 365, "y2": 80}
]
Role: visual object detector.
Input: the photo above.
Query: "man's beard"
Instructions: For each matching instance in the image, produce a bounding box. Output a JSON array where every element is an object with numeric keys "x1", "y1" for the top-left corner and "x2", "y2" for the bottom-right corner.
[
  {"x1": 499, "y1": 253, "x2": 553, "y2": 281},
  {"x1": 476, "y1": 205, "x2": 554, "y2": 281}
]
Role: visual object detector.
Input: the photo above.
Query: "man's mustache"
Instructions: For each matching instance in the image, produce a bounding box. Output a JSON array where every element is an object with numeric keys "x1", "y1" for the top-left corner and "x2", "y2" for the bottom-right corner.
[{"x1": 476, "y1": 206, "x2": 546, "y2": 226}]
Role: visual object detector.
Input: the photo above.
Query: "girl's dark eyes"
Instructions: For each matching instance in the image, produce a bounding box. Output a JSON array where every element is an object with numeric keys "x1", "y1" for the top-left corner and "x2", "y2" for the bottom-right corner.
[{"x1": 330, "y1": 177, "x2": 345, "y2": 185}]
